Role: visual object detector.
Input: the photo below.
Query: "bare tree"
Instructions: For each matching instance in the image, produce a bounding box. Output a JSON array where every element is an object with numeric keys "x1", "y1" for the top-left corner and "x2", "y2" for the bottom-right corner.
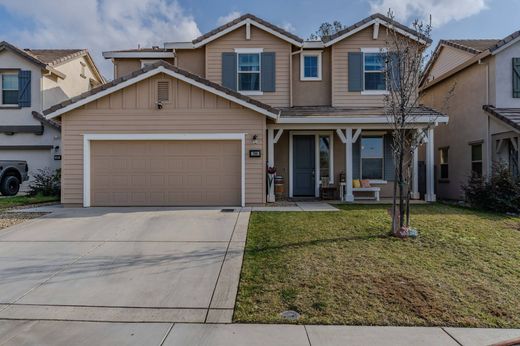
[
  {"x1": 309, "y1": 21, "x2": 346, "y2": 41},
  {"x1": 381, "y1": 11, "x2": 439, "y2": 236}
]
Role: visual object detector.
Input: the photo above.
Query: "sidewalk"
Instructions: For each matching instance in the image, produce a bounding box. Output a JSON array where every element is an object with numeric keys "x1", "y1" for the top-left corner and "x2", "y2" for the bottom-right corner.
[{"x1": 1, "y1": 320, "x2": 520, "y2": 346}]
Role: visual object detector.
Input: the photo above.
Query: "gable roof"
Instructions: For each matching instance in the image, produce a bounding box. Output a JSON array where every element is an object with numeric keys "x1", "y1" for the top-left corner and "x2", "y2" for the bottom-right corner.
[
  {"x1": 442, "y1": 39, "x2": 501, "y2": 54},
  {"x1": 421, "y1": 29, "x2": 520, "y2": 90},
  {"x1": 0, "y1": 41, "x2": 104, "y2": 82},
  {"x1": 0, "y1": 41, "x2": 48, "y2": 68},
  {"x1": 166, "y1": 13, "x2": 303, "y2": 49},
  {"x1": 323, "y1": 13, "x2": 432, "y2": 47},
  {"x1": 483, "y1": 106, "x2": 520, "y2": 132},
  {"x1": 43, "y1": 60, "x2": 280, "y2": 120},
  {"x1": 24, "y1": 49, "x2": 85, "y2": 66}
]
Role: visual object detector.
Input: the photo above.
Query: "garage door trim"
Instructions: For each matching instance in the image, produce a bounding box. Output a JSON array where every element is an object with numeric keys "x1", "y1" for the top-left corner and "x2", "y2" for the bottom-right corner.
[{"x1": 83, "y1": 133, "x2": 246, "y2": 207}]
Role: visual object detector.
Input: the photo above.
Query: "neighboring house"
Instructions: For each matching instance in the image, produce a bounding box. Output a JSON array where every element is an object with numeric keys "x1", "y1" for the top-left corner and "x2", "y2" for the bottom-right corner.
[
  {"x1": 0, "y1": 41, "x2": 104, "y2": 191},
  {"x1": 41, "y1": 13, "x2": 446, "y2": 207},
  {"x1": 420, "y1": 33, "x2": 520, "y2": 200}
]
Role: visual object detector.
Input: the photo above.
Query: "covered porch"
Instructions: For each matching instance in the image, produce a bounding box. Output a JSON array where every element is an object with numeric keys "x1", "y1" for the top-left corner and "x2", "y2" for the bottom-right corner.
[{"x1": 266, "y1": 107, "x2": 447, "y2": 203}]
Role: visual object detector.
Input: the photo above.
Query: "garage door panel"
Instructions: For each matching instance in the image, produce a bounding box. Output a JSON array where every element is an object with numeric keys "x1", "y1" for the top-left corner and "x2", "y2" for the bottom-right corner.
[{"x1": 91, "y1": 140, "x2": 241, "y2": 206}]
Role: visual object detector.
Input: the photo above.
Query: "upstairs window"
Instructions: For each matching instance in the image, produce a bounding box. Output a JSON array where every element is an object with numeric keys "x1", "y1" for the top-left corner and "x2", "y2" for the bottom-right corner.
[
  {"x1": 361, "y1": 136, "x2": 384, "y2": 180},
  {"x1": 237, "y1": 53, "x2": 260, "y2": 92},
  {"x1": 364, "y1": 53, "x2": 386, "y2": 91},
  {"x1": 301, "y1": 51, "x2": 322, "y2": 81},
  {"x1": 1, "y1": 73, "x2": 18, "y2": 105},
  {"x1": 439, "y1": 147, "x2": 449, "y2": 180},
  {"x1": 513, "y1": 57, "x2": 520, "y2": 98}
]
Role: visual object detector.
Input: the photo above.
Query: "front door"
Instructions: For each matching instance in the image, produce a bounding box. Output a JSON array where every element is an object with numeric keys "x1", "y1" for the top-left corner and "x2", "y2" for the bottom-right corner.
[{"x1": 293, "y1": 135, "x2": 315, "y2": 196}]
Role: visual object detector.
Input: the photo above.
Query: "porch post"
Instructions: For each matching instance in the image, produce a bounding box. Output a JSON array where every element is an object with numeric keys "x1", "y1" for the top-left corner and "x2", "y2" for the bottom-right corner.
[
  {"x1": 345, "y1": 128, "x2": 354, "y2": 202},
  {"x1": 425, "y1": 127, "x2": 436, "y2": 202},
  {"x1": 267, "y1": 128, "x2": 275, "y2": 202},
  {"x1": 411, "y1": 132, "x2": 420, "y2": 199}
]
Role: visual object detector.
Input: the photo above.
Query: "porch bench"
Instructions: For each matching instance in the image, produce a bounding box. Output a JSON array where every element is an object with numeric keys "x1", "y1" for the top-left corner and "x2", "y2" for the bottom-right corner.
[
  {"x1": 340, "y1": 183, "x2": 381, "y2": 201},
  {"x1": 352, "y1": 187, "x2": 380, "y2": 201}
]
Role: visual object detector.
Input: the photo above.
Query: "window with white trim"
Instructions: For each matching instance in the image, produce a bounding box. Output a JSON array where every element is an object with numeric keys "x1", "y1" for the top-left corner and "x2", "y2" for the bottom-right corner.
[
  {"x1": 471, "y1": 143, "x2": 483, "y2": 177},
  {"x1": 301, "y1": 51, "x2": 322, "y2": 81},
  {"x1": 361, "y1": 136, "x2": 384, "y2": 179},
  {"x1": 364, "y1": 53, "x2": 386, "y2": 91},
  {"x1": 237, "y1": 53, "x2": 261, "y2": 92},
  {"x1": 1, "y1": 72, "x2": 18, "y2": 105}
]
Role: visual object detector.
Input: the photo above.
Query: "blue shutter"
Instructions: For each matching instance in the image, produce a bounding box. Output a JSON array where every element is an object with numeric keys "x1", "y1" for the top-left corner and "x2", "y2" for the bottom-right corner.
[
  {"x1": 348, "y1": 52, "x2": 363, "y2": 92},
  {"x1": 221, "y1": 52, "x2": 237, "y2": 91},
  {"x1": 352, "y1": 139, "x2": 361, "y2": 179},
  {"x1": 513, "y1": 58, "x2": 520, "y2": 98},
  {"x1": 261, "y1": 52, "x2": 276, "y2": 92},
  {"x1": 18, "y1": 70, "x2": 31, "y2": 107},
  {"x1": 384, "y1": 133, "x2": 396, "y2": 181}
]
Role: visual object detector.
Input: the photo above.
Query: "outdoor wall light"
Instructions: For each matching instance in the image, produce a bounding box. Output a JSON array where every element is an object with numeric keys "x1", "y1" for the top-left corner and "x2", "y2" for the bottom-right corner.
[{"x1": 252, "y1": 134, "x2": 258, "y2": 144}]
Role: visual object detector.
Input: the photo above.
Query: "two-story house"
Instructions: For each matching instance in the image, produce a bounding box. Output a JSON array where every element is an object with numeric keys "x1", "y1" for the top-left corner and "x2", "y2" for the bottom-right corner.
[
  {"x1": 420, "y1": 31, "x2": 520, "y2": 200},
  {"x1": 0, "y1": 41, "x2": 104, "y2": 192},
  {"x1": 39, "y1": 13, "x2": 446, "y2": 207}
]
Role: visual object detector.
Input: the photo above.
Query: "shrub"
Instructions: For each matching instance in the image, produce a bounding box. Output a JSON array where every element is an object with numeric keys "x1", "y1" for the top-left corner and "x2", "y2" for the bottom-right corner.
[
  {"x1": 462, "y1": 163, "x2": 520, "y2": 214},
  {"x1": 28, "y1": 168, "x2": 61, "y2": 197}
]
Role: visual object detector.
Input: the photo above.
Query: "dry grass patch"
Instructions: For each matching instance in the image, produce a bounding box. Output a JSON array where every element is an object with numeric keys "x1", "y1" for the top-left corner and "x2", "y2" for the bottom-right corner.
[{"x1": 234, "y1": 204, "x2": 520, "y2": 327}]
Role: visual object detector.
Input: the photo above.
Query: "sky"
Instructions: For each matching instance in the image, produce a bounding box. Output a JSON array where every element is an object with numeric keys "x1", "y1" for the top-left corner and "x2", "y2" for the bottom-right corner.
[{"x1": 0, "y1": 0, "x2": 519, "y2": 79}]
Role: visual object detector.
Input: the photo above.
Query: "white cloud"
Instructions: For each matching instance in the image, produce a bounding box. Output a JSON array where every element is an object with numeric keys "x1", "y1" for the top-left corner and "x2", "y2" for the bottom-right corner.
[
  {"x1": 216, "y1": 11, "x2": 241, "y2": 26},
  {"x1": 369, "y1": 0, "x2": 489, "y2": 27},
  {"x1": 281, "y1": 22, "x2": 296, "y2": 34},
  {"x1": 0, "y1": 0, "x2": 201, "y2": 79}
]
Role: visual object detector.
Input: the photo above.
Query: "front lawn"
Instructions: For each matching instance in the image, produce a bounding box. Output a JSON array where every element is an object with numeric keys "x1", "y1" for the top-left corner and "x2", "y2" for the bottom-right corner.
[
  {"x1": 234, "y1": 204, "x2": 520, "y2": 327},
  {"x1": 0, "y1": 194, "x2": 59, "y2": 231},
  {"x1": 0, "y1": 194, "x2": 59, "y2": 211}
]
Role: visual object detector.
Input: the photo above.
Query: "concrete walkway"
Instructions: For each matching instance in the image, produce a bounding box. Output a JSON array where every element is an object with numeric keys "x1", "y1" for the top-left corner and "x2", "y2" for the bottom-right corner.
[
  {"x1": 1, "y1": 321, "x2": 519, "y2": 345},
  {"x1": 250, "y1": 201, "x2": 339, "y2": 212}
]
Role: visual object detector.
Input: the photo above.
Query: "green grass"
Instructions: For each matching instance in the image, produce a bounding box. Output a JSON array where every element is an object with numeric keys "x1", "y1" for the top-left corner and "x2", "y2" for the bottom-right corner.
[
  {"x1": 234, "y1": 204, "x2": 520, "y2": 327},
  {"x1": 0, "y1": 194, "x2": 59, "y2": 210}
]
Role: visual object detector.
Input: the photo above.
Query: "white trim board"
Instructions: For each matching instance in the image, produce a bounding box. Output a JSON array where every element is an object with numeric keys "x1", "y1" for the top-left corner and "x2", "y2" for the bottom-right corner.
[
  {"x1": 102, "y1": 51, "x2": 175, "y2": 59},
  {"x1": 45, "y1": 66, "x2": 280, "y2": 120},
  {"x1": 82, "y1": 133, "x2": 246, "y2": 208}
]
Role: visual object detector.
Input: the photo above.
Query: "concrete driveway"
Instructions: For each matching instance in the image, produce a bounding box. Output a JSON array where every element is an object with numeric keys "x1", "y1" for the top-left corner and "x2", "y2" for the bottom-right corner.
[{"x1": 0, "y1": 207, "x2": 249, "y2": 323}]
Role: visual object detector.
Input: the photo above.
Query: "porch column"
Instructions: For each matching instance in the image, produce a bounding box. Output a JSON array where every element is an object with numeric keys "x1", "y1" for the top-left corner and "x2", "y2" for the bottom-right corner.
[
  {"x1": 267, "y1": 128, "x2": 275, "y2": 202},
  {"x1": 345, "y1": 128, "x2": 354, "y2": 202},
  {"x1": 411, "y1": 132, "x2": 420, "y2": 199},
  {"x1": 425, "y1": 127, "x2": 436, "y2": 202}
]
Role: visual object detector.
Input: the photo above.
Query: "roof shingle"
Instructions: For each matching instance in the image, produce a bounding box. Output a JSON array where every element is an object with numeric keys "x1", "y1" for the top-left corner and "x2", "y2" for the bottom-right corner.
[
  {"x1": 192, "y1": 13, "x2": 304, "y2": 44},
  {"x1": 24, "y1": 49, "x2": 87, "y2": 66}
]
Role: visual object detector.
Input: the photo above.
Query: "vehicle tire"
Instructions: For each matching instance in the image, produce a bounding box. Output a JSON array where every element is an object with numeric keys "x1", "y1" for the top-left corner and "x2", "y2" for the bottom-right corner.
[{"x1": 0, "y1": 175, "x2": 21, "y2": 196}]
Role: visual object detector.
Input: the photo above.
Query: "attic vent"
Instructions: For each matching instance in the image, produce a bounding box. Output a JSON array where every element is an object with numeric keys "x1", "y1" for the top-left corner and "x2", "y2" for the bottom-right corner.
[{"x1": 157, "y1": 81, "x2": 170, "y2": 102}]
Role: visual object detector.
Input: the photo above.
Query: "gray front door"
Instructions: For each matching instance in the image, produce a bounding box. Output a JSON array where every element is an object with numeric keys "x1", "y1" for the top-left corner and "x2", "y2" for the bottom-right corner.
[{"x1": 293, "y1": 135, "x2": 315, "y2": 196}]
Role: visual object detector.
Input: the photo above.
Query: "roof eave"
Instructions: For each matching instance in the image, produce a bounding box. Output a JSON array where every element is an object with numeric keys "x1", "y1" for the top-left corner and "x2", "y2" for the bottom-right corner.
[{"x1": 102, "y1": 51, "x2": 176, "y2": 59}]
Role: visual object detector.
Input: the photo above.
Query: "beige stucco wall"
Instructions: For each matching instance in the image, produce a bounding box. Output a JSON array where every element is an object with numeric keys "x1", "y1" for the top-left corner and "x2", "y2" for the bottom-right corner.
[
  {"x1": 292, "y1": 48, "x2": 332, "y2": 106},
  {"x1": 205, "y1": 25, "x2": 291, "y2": 107},
  {"x1": 61, "y1": 73, "x2": 266, "y2": 206},
  {"x1": 427, "y1": 45, "x2": 474, "y2": 82},
  {"x1": 175, "y1": 47, "x2": 205, "y2": 77},
  {"x1": 42, "y1": 55, "x2": 101, "y2": 109},
  {"x1": 421, "y1": 58, "x2": 492, "y2": 200},
  {"x1": 113, "y1": 58, "x2": 175, "y2": 79}
]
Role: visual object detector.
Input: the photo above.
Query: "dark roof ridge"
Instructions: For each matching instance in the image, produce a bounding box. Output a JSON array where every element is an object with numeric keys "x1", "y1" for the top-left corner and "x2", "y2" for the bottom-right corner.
[
  {"x1": 324, "y1": 13, "x2": 432, "y2": 44},
  {"x1": 191, "y1": 13, "x2": 304, "y2": 44}
]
